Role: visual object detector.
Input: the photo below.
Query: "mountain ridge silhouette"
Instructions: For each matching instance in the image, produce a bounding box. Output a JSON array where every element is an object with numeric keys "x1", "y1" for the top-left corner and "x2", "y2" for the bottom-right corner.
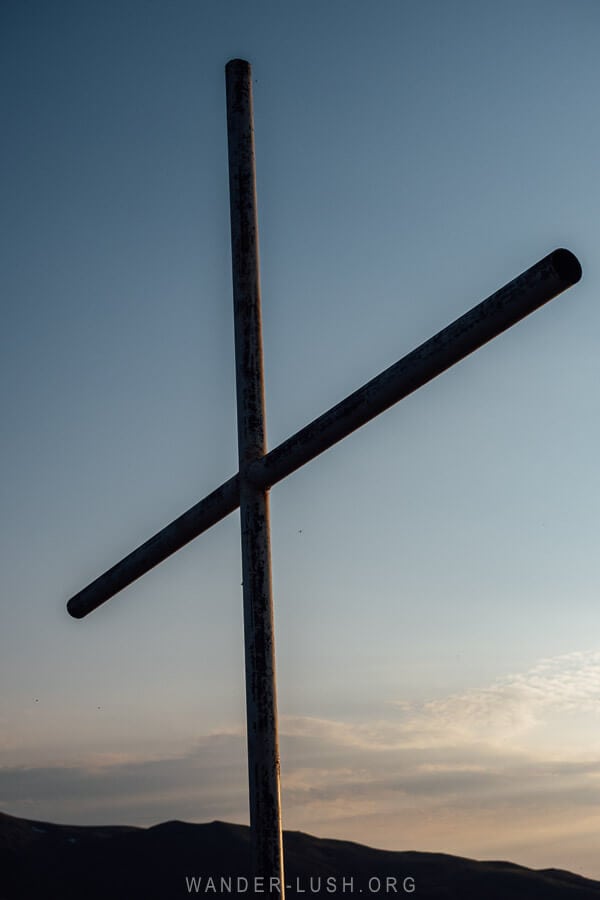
[{"x1": 2, "y1": 810, "x2": 599, "y2": 898}]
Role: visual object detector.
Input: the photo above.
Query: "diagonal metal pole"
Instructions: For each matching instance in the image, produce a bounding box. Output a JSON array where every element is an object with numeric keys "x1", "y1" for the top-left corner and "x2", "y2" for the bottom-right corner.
[
  {"x1": 226, "y1": 59, "x2": 285, "y2": 894},
  {"x1": 67, "y1": 248, "x2": 581, "y2": 620}
]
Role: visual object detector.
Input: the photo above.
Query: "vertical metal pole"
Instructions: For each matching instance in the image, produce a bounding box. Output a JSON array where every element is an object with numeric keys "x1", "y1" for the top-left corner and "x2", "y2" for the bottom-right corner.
[{"x1": 226, "y1": 59, "x2": 285, "y2": 897}]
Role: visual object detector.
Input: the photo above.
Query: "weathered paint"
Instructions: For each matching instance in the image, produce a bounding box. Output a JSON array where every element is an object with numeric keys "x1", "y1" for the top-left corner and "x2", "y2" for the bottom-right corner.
[
  {"x1": 250, "y1": 248, "x2": 582, "y2": 489},
  {"x1": 66, "y1": 61, "x2": 583, "y2": 888},
  {"x1": 67, "y1": 248, "x2": 581, "y2": 620},
  {"x1": 67, "y1": 474, "x2": 240, "y2": 618},
  {"x1": 226, "y1": 59, "x2": 285, "y2": 896}
]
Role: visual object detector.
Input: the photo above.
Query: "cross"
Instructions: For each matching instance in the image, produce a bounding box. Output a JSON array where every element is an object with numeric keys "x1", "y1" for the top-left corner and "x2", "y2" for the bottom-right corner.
[{"x1": 67, "y1": 58, "x2": 582, "y2": 898}]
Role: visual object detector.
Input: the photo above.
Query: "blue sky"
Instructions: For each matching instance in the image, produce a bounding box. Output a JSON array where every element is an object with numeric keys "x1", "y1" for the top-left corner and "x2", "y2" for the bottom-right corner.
[{"x1": 2, "y1": 0, "x2": 600, "y2": 879}]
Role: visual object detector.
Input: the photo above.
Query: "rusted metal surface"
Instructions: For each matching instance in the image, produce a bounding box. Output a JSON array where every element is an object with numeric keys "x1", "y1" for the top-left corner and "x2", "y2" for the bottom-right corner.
[
  {"x1": 67, "y1": 474, "x2": 239, "y2": 618},
  {"x1": 226, "y1": 58, "x2": 285, "y2": 895},
  {"x1": 67, "y1": 248, "x2": 581, "y2": 620},
  {"x1": 250, "y1": 248, "x2": 582, "y2": 488},
  {"x1": 66, "y1": 56, "x2": 584, "y2": 900}
]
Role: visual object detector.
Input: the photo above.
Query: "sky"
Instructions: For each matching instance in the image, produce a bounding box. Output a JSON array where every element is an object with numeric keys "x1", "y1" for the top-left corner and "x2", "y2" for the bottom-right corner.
[{"x1": 2, "y1": 0, "x2": 600, "y2": 880}]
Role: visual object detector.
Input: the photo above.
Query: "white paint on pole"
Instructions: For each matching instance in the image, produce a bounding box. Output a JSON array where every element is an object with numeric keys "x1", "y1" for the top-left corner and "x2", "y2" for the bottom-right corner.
[
  {"x1": 67, "y1": 249, "x2": 581, "y2": 620},
  {"x1": 226, "y1": 58, "x2": 285, "y2": 896},
  {"x1": 65, "y1": 56, "x2": 583, "y2": 900}
]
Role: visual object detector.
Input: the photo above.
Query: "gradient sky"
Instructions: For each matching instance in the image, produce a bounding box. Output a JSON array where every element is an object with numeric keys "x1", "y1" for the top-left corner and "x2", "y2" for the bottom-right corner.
[{"x1": 2, "y1": 0, "x2": 600, "y2": 880}]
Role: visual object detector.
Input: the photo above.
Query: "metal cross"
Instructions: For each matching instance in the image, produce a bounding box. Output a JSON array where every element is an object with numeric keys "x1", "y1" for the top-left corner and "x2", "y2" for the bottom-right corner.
[{"x1": 67, "y1": 58, "x2": 582, "y2": 898}]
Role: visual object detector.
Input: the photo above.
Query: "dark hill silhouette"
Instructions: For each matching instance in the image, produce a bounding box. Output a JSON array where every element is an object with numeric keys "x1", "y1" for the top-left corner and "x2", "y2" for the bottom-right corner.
[{"x1": 1, "y1": 810, "x2": 599, "y2": 898}]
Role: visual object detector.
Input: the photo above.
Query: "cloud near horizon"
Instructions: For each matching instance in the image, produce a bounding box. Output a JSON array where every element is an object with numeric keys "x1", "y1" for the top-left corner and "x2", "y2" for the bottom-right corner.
[
  {"x1": 388, "y1": 647, "x2": 600, "y2": 747},
  {"x1": 2, "y1": 649, "x2": 600, "y2": 877}
]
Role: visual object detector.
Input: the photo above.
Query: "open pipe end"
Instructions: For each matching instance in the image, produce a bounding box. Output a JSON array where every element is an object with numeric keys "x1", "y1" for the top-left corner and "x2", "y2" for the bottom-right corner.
[
  {"x1": 551, "y1": 248, "x2": 582, "y2": 287},
  {"x1": 66, "y1": 596, "x2": 87, "y2": 619},
  {"x1": 226, "y1": 58, "x2": 251, "y2": 75}
]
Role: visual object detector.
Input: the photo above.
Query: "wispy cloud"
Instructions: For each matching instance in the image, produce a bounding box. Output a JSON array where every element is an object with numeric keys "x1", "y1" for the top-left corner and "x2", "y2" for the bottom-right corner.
[
  {"x1": 3, "y1": 651, "x2": 600, "y2": 876},
  {"x1": 277, "y1": 650, "x2": 600, "y2": 755},
  {"x1": 387, "y1": 648, "x2": 600, "y2": 747}
]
